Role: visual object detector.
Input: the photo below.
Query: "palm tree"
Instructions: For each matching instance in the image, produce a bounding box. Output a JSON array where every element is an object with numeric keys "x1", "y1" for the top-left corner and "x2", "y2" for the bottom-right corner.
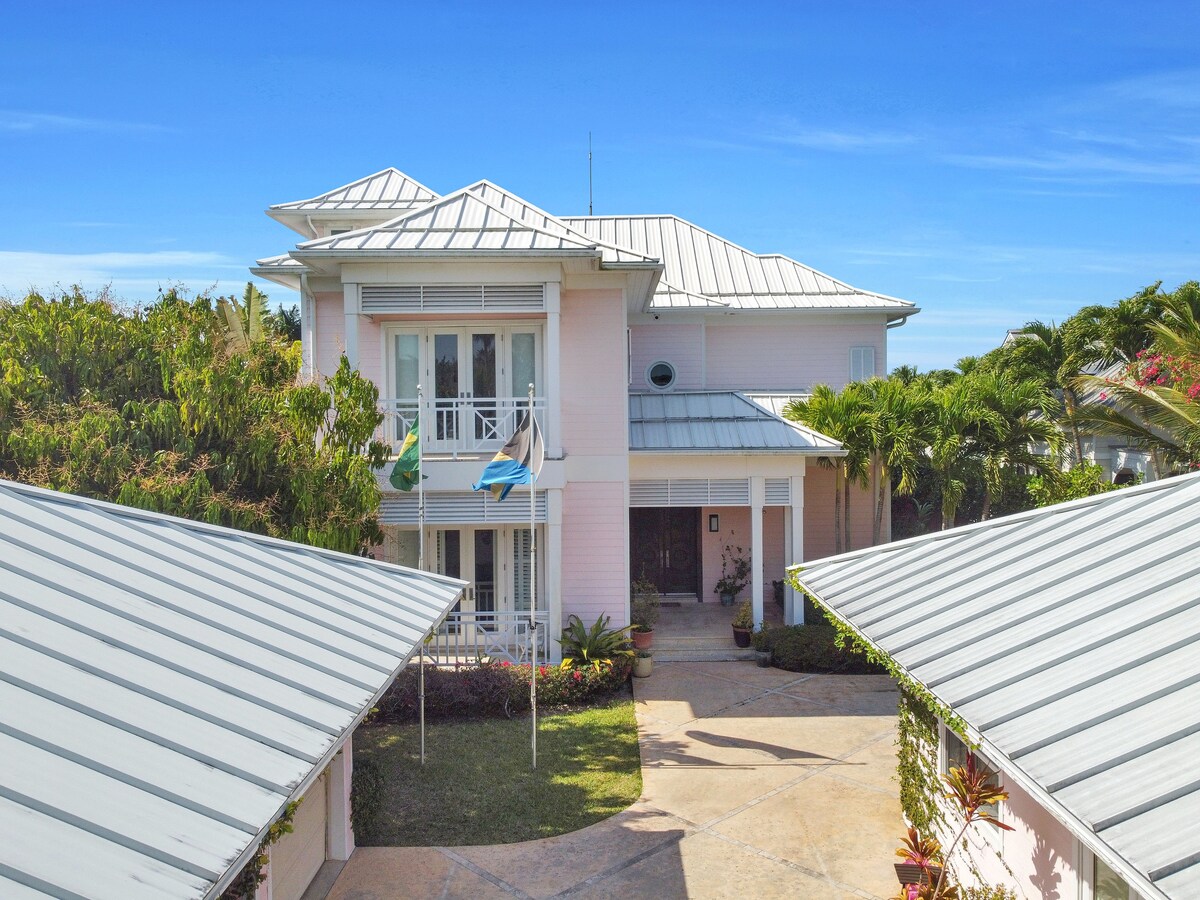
[
  {"x1": 926, "y1": 379, "x2": 991, "y2": 530},
  {"x1": 785, "y1": 384, "x2": 872, "y2": 553},
  {"x1": 970, "y1": 373, "x2": 1064, "y2": 519},
  {"x1": 861, "y1": 378, "x2": 927, "y2": 543},
  {"x1": 216, "y1": 282, "x2": 270, "y2": 351}
]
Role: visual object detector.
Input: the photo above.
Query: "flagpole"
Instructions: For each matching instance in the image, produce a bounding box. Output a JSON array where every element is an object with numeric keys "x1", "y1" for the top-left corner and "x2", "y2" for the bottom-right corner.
[
  {"x1": 529, "y1": 382, "x2": 537, "y2": 771},
  {"x1": 417, "y1": 383, "x2": 426, "y2": 766}
]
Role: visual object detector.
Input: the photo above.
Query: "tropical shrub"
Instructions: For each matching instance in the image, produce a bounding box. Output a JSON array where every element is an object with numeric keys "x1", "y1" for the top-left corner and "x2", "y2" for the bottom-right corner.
[
  {"x1": 714, "y1": 544, "x2": 751, "y2": 597},
  {"x1": 630, "y1": 576, "x2": 660, "y2": 632},
  {"x1": 558, "y1": 614, "x2": 634, "y2": 670},
  {"x1": 764, "y1": 624, "x2": 882, "y2": 673},
  {"x1": 732, "y1": 600, "x2": 754, "y2": 630}
]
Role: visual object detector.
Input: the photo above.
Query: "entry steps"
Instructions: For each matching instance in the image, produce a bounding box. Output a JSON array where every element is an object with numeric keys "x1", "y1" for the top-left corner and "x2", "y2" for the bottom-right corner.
[{"x1": 653, "y1": 636, "x2": 756, "y2": 662}]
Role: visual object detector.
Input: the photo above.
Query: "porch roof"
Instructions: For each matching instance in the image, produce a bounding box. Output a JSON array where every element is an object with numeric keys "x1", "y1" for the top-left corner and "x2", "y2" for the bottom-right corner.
[
  {"x1": 791, "y1": 472, "x2": 1200, "y2": 900},
  {"x1": 0, "y1": 479, "x2": 465, "y2": 899},
  {"x1": 629, "y1": 391, "x2": 844, "y2": 455}
]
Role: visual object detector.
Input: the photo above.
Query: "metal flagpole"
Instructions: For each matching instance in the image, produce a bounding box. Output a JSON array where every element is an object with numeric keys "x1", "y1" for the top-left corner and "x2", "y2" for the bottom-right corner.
[
  {"x1": 417, "y1": 383, "x2": 426, "y2": 766},
  {"x1": 529, "y1": 382, "x2": 537, "y2": 770}
]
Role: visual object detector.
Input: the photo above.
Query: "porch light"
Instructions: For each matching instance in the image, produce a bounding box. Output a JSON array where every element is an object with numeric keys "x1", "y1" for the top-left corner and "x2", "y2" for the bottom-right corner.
[{"x1": 709, "y1": 514, "x2": 720, "y2": 532}]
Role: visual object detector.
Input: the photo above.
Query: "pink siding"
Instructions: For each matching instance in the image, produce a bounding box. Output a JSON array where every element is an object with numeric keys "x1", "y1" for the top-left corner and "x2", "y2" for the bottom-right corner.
[
  {"x1": 705, "y1": 322, "x2": 885, "y2": 390},
  {"x1": 630, "y1": 323, "x2": 704, "y2": 390},
  {"x1": 560, "y1": 289, "x2": 628, "y2": 456},
  {"x1": 803, "y1": 467, "x2": 876, "y2": 560},
  {"x1": 561, "y1": 482, "x2": 629, "y2": 626},
  {"x1": 313, "y1": 292, "x2": 344, "y2": 379}
]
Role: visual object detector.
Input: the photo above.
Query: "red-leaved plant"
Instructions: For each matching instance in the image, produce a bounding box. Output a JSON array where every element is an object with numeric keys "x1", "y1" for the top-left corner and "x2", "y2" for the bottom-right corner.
[{"x1": 892, "y1": 753, "x2": 1013, "y2": 900}]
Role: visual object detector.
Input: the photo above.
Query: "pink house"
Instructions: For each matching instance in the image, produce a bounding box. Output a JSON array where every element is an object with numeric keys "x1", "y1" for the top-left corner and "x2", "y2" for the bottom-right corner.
[{"x1": 253, "y1": 168, "x2": 918, "y2": 659}]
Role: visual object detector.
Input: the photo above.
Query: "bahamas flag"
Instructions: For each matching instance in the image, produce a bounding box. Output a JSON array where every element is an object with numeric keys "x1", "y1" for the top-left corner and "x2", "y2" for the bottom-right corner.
[
  {"x1": 389, "y1": 418, "x2": 423, "y2": 491},
  {"x1": 472, "y1": 411, "x2": 545, "y2": 501}
]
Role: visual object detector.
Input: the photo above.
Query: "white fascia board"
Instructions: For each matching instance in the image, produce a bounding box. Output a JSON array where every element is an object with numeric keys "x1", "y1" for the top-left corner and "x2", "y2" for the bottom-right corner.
[
  {"x1": 629, "y1": 447, "x2": 846, "y2": 457},
  {"x1": 248, "y1": 268, "x2": 303, "y2": 291},
  {"x1": 291, "y1": 249, "x2": 602, "y2": 262}
]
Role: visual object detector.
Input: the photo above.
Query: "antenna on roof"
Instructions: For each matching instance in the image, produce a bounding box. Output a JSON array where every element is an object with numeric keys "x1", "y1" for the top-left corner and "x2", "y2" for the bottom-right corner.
[{"x1": 588, "y1": 132, "x2": 593, "y2": 216}]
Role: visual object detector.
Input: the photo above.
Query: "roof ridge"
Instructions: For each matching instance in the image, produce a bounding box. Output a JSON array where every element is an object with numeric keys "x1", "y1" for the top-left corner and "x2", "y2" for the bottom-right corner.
[{"x1": 270, "y1": 167, "x2": 439, "y2": 210}]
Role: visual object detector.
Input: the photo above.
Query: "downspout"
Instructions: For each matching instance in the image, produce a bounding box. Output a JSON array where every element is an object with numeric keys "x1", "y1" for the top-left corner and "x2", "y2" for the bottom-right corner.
[{"x1": 886, "y1": 316, "x2": 909, "y2": 330}]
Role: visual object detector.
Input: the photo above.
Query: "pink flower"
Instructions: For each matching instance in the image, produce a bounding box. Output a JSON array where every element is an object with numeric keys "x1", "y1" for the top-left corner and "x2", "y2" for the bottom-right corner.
[
  {"x1": 1098, "y1": 391, "x2": 1107, "y2": 401},
  {"x1": 572, "y1": 671, "x2": 582, "y2": 681}
]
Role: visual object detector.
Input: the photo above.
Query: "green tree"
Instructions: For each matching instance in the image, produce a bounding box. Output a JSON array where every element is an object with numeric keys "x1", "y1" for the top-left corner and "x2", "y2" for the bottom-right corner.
[
  {"x1": 862, "y1": 377, "x2": 927, "y2": 544},
  {"x1": 969, "y1": 372, "x2": 1064, "y2": 520},
  {"x1": 1027, "y1": 463, "x2": 1123, "y2": 507},
  {"x1": 0, "y1": 287, "x2": 387, "y2": 553},
  {"x1": 926, "y1": 378, "x2": 992, "y2": 530}
]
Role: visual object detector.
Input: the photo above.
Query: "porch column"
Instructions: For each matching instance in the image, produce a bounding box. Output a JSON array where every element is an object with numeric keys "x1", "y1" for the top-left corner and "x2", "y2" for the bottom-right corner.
[
  {"x1": 750, "y1": 475, "x2": 765, "y2": 628},
  {"x1": 785, "y1": 470, "x2": 805, "y2": 625},
  {"x1": 299, "y1": 273, "x2": 313, "y2": 379},
  {"x1": 342, "y1": 282, "x2": 360, "y2": 369},
  {"x1": 327, "y1": 739, "x2": 354, "y2": 860},
  {"x1": 547, "y1": 488, "x2": 564, "y2": 662},
  {"x1": 544, "y1": 282, "x2": 562, "y2": 457}
]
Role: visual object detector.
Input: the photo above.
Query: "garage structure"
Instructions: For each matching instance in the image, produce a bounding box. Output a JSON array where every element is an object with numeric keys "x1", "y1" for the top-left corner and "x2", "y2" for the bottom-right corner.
[{"x1": 0, "y1": 479, "x2": 466, "y2": 900}]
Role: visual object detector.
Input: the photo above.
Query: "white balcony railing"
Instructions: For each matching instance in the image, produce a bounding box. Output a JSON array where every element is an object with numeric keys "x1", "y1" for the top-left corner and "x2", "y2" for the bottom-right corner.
[
  {"x1": 378, "y1": 397, "x2": 547, "y2": 457},
  {"x1": 426, "y1": 609, "x2": 551, "y2": 667}
]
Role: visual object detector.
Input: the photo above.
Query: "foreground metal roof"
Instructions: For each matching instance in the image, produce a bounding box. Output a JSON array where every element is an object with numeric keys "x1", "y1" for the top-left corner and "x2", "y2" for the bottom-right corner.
[
  {"x1": 0, "y1": 479, "x2": 465, "y2": 900},
  {"x1": 792, "y1": 473, "x2": 1200, "y2": 899},
  {"x1": 630, "y1": 391, "x2": 843, "y2": 454},
  {"x1": 563, "y1": 214, "x2": 917, "y2": 315}
]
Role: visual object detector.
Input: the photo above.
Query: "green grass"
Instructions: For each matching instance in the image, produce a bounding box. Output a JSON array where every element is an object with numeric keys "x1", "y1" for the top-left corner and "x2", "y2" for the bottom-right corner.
[{"x1": 352, "y1": 698, "x2": 642, "y2": 846}]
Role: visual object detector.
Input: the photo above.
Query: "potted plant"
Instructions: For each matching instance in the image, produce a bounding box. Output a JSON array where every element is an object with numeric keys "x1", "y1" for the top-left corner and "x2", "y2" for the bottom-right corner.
[
  {"x1": 630, "y1": 575, "x2": 660, "y2": 650},
  {"x1": 751, "y1": 623, "x2": 773, "y2": 667},
  {"x1": 731, "y1": 600, "x2": 753, "y2": 648},
  {"x1": 633, "y1": 649, "x2": 654, "y2": 678},
  {"x1": 714, "y1": 544, "x2": 750, "y2": 606}
]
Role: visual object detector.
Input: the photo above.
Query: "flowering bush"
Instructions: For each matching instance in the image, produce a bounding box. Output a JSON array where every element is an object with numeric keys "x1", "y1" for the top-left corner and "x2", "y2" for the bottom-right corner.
[{"x1": 370, "y1": 657, "x2": 631, "y2": 724}]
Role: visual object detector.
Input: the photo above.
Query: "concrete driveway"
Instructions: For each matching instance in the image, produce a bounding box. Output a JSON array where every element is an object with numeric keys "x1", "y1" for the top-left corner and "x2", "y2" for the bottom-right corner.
[{"x1": 326, "y1": 662, "x2": 903, "y2": 899}]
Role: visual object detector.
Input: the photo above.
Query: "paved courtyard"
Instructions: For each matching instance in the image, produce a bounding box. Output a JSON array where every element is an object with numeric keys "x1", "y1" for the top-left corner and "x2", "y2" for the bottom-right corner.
[{"x1": 326, "y1": 662, "x2": 903, "y2": 899}]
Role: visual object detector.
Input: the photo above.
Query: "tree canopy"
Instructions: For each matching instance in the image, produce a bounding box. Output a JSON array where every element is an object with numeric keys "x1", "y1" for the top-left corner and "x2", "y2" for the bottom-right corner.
[{"x1": 0, "y1": 287, "x2": 387, "y2": 553}]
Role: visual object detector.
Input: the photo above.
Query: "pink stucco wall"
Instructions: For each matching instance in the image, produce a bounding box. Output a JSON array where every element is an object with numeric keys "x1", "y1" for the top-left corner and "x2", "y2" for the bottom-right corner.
[
  {"x1": 561, "y1": 481, "x2": 629, "y2": 626},
  {"x1": 312, "y1": 292, "x2": 381, "y2": 385},
  {"x1": 803, "y1": 466, "x2": 877, "y2": 560},
  {"x1": 700, "y1": 506, "x2": 788, "y2": 601},
  {"x1": 939, "y1": 774, "x2": 1081, "y2": 897},
  {"x1": 629, "y1": 323, "x2": 704, "y2": 391},
  {"x1": 705, "y1": 322, "x2": 885, "y2": 390}
]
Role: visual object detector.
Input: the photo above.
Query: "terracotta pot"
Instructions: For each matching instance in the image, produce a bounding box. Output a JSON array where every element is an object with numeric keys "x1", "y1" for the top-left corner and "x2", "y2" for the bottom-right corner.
[
  {"x1": 894, "y1": 863, "x2": 943, "y2": 885},
  {"x1": 732, "y1": 626, "x2": 751, "y2": 648},
  {"x1": 632, "y1": 629, "x2": 653, "y2": 650},
  {"x1": 633, "y1": 655, "x2": 653, "y2": 678}
]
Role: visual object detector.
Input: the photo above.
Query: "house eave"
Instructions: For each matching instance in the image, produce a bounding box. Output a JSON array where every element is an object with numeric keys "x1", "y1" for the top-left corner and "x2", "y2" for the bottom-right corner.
[{"x1": 629, "y1": 447, "x2": 846, "y2": 457}]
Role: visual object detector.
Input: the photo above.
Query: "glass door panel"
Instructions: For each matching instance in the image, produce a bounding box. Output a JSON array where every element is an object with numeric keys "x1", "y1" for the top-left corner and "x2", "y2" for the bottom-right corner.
[
  {"x1": 473, "y1": 529, "x2": 496, "y2": 613},
  {"x1": 472, "y1": 332, "x2": 498, "y2": 441},
  {"x1": 433, "y1": 333, "x2": 459, "y2": 441},
  {"x1": 513, "y1": 527, "x2": 532, "y2": 612},
  {"x1": 511, "y1": 332, "x2": 536, "y2": 398},
  {"x1": 435, "y1": 529, "x2": 464, "y2": 623}
]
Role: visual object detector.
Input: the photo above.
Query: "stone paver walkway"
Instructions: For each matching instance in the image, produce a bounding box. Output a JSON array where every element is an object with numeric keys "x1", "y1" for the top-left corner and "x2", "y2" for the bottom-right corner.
[{"x1": 325, "y1": 662, "x2": 903, "y2": 899}]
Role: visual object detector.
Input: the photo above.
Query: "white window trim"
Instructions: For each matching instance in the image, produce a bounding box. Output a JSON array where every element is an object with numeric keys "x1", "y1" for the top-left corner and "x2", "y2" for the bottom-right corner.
[
  {"x1": 381, "y1": 322, "x2": 544, "y2": 402},
  {"x1": 645, "y1": 360, "x2": 677, "y2": 392},
  {"x1": 849, "y1": 345, "x2": 876, "y2": 382}
]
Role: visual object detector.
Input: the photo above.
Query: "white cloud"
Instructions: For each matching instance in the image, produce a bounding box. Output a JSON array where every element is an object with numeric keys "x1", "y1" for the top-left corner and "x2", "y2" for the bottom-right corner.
[
  {"x1": 0, "y1": 249, "x2": 246, "y2": 300},
  {"x1": 0, "y1": 110, "x2": 167, "y2": 135}
]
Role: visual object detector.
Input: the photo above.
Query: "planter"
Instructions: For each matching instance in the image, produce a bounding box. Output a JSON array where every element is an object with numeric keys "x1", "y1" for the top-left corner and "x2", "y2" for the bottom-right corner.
[
  {"x1": 732, "y1": 626, "x2": 751, "y2": 648},
  {"x1": 719, "y1": 592, "x2": 735, "y2": 607},
  {"x1": 754, "y1": 648, "x2": 772, "y2": 668},
  {"x1": 633, "y1": 654, "x2": 654, "y2": 678},
  {"x1": 631, "y1": 629, "x2": 653, "y2": 651},
  {"x1": 894, "y1": 863, "x2": 944, "y2": 886}
]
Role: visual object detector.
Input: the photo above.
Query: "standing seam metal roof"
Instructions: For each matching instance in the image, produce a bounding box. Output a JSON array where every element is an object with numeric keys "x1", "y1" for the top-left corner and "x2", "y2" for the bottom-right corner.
[
  {"x1": 629, "y1": 391, "x2": 843, "y2": 453},
  {"x1": 269, "y1": 167, "x2": 439, "y2": 212},
  {"x1": 0, "y1": 479, "x2": 465, "y2": 900},
  {"x1": 791, "y1": 472, "x2": 1200, "y2": 899}
]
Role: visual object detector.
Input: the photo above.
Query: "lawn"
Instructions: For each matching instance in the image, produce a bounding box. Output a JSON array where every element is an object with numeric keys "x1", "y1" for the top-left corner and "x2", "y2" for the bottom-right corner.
[{"x1": 352, "y1": 697, "x2": 642, "y2": 846}]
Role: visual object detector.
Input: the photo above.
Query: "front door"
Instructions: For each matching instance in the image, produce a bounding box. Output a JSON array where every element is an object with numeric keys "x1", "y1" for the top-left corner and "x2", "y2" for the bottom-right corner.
[{"x1": 630, "y1": 508, "x2": 699, "y2": 594}]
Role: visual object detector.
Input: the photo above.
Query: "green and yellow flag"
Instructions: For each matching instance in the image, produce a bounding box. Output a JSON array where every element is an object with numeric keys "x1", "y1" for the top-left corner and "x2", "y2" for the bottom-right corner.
[{"x1": 389, "y1": 418, "x2": 423, "y2": 491}]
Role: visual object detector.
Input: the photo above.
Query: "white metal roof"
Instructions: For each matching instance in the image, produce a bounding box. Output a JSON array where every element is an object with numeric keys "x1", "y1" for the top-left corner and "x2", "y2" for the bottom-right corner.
[
  {"x1": 0, "y1": 479, "x2": 465, "y2": 900},
  {"x1": 563, "y1": 214, "x2": 917, "y2": 315},
  {"x1": 270, "y1": 167, "x2": 439, "y2": 212},
  {"x1": 629, "y1": 391, "x2": 843, "y2": 454},
  {"x1": 791, "y1": 473, "x2": 1200, "y2": 899},
  {"x1": 745, "y1": 392, "x2": 813, "y2": 419},
  {"x1": 293, "y1": 189, "x2": 605, "y2": 256}
]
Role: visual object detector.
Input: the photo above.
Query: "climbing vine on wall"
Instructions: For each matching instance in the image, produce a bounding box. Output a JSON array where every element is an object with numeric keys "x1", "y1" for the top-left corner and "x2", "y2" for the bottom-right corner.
[
  {"x1": 896, "y1": 687, "x2": 944, "y2": 835},
  {"x1": 219, "y1": 800, "x2": 301, "y2": 900}
]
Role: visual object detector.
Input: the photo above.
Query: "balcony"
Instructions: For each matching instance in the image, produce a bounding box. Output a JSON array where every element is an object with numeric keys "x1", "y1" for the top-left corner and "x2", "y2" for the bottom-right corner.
[
  {"x1": 378, "y1": 396, "x2": 547, "y2": 458},
  {"x1": 425, "y1": 609, "x2": 552, "y2": 667}
]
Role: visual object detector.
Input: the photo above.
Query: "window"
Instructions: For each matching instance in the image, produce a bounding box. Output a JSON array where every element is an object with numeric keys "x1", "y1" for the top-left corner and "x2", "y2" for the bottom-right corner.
[
  {"x1": 646, "y1": 360, "x2": 676, "y2": 390},
  {"x1": 850, "y1": 346, "x2": 876, "y2": 382},
  {"x1": 941, "y1": 725, "x2": 1001, "y2": 819},
  {"x1": 1094, "y1": 857, "x2": 1133, "y2": 900}
]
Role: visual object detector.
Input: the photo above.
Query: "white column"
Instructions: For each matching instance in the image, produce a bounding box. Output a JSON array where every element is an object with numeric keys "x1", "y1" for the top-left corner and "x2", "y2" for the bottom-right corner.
[
  {"x1": 342, "y1": 282, "x2": 359, "y2": 369},
  {"x1": 544, "y1": 282, "x2": 562, "y2": 457},
  {"x1": 750, "y1": 476, "x2": 765, "y2": 628},
  {"x1": 785, "y1": 471, "x2": 806, "y2": 625},
  {"x1": 327, "y1": 739, "x2": 355, "y2": 860},
  {"x1": 547, "y1": 488, "x2": 564, "y2": 661},
  {"x1": 299, "y1": 273, "x2": 313, "y2": 379}
]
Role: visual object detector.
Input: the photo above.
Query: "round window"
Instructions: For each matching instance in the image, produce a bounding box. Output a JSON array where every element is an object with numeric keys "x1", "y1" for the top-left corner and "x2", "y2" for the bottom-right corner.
[{"x1": 647, "y1": 361, "x2": 676, "y2": 390}]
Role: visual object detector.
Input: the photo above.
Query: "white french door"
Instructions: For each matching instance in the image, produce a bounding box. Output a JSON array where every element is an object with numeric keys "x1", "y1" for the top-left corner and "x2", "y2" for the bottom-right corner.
[
  {"x1": 387, "y1": 325, "x2": 542, "y2": 451},
  {"x1": 426, "y1": 526, "x2": 541, "y2": 613}
]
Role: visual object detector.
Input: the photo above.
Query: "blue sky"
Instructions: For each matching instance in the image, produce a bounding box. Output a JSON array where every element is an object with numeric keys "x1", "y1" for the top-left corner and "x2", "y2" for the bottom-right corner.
[{"x1": 2, "y1": 1, "x2": 1197, "y2": 370}]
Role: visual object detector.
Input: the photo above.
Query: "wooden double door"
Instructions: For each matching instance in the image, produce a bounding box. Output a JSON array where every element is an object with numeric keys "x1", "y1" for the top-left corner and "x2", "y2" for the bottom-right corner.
[{"x1": 630, "y1": 508, "x2": 700, "y2": 595}]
